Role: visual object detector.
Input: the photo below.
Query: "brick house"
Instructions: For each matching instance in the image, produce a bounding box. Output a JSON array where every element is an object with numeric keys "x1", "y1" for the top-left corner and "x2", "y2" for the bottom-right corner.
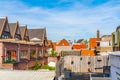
[{"x1": 0, "y1": 17, "x2": 48, "y2": 70}]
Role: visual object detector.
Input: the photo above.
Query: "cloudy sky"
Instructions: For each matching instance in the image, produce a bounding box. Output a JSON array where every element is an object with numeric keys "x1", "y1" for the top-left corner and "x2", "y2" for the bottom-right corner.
[{"x1": 0, "y1": 0, "x2": 120, "y2": 41}]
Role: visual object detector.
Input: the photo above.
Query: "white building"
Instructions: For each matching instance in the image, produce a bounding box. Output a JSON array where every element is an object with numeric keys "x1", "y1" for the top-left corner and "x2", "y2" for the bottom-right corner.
[{"x1": 110, "y1": 53, "x2": 120, "y2": 80}]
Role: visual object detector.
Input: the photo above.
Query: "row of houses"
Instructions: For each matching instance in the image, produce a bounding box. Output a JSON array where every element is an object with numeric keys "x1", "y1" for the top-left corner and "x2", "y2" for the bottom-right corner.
[
  {"x1": 0, "y1": 17, "x2": 48, "y2": 69},
  {"x1": 48, "y1": 26, "x2": 120, "y2": 57}
]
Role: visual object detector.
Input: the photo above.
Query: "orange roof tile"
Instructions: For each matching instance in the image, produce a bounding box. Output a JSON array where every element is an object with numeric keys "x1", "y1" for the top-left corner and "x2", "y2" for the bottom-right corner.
[
  {"x1": 57, "y1": 39, "x2": 70, "y2": 46},
  {"x1": 72, "y1": 44, "x2": 87, "y2": 50},
  {"x1": 81, "y1": 50, "x2": 96, "y2": 56}
]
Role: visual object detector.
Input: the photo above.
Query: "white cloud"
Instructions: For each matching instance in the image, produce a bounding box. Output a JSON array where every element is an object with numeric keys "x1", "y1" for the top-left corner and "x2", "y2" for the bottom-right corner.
[{"x1": 0, "y1": 0, "x2": 119, "y2": 41}]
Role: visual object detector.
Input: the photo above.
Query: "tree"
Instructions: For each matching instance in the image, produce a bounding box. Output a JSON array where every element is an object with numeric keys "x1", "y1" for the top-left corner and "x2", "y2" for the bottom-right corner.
[
  {"x1": 84, "y1": 40, "x2": 89, "y2": 47},
  {"x1": 50, "y1": 50, "x2": 58, "y2": 57}
]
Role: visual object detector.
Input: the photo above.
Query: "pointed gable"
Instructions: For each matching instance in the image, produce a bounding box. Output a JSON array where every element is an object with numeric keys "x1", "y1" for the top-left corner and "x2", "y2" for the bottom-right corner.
[
  {"x1": 15, "y1": 21, "x2": 21, "y2": 35},
  {"x1": 28, "y1": 28, "x2": 45, "y2": 42},
  {"x1": 9, "y1": 21, "x2": 21, "y2": 39},
  {"x1": 57, "y1": 39, "x2": 70, "y2": 46},
  {"x1": 0, "y1": 17, "x2": 11, "y2": 38},
  {"x1": 19, "y1": 25, "x2": 29, "y2": 41},
  {"x1": 9, "y1": 23, "x2": 16, "y2": 37},
  {"x1": 0, "y1": 18, "x2": 5, "y2": 31}
]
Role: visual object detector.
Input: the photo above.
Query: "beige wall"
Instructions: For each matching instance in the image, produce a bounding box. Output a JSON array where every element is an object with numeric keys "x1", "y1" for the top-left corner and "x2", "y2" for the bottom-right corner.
[
  {"x1": 97, "y1": 46, "x2": 113, "y2": 52},
  {"x1": 56, "y1": 46, "x2": 72, "y2": 54},
  {"x1": 101, "y1": 36, "x2": 112, "y2": 42}
]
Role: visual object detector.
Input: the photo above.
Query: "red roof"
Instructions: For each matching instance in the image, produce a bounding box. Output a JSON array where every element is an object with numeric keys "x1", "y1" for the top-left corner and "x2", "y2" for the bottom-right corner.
[
  {"x1": 72, "y1": 44, "x2": 87, "y2": 50},
  {"x1": 57, "y1": 39, "x2": 70, "y2": 46}
]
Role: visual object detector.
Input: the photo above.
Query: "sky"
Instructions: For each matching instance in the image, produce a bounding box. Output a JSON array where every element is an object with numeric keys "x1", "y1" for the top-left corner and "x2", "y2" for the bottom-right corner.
[{"x1": 0, "y1": 0, "x2": 120, "y2": 42}]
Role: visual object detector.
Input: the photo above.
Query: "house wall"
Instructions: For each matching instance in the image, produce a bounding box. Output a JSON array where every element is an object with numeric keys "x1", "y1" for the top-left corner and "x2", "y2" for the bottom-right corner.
[
  {"x1": 89, "y1": 38, "x2": 100, "y2": 49},
  {"x1": 0, "y1": 43, "x2": 3, "y2": 67},
  {"x1": 101, "y1": 36, "x2": 112, "y2": 42},
  {"x1": 110, "y1": 54, "x2": 120, "y2": 80},
  {"x1": 56, "y1": 46, "x2": 72, "y2": 54},
  {"x1": 97, "y1": 47, "x2": 113, "y2": 52},
  {"x1": 48, "y1": 57, "x2": 58, "y2": 63},
  {"x1": 100, "y1": 41, "x2": 112, "y2": 47},
  {"x1": 0, "y1": 42, "x2": 47, "y2": 69}
]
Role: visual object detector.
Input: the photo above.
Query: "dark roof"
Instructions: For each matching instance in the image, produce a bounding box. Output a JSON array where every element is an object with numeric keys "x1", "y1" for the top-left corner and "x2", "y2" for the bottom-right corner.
[
  {"x1": 28, "y1": 29, "x2": 45, "y2": 40},
  {"x1": 9, "y1": 23, "x2": 16, "y2": 37},
  {"x1": 102, "y1": 35, "x2": 111, "y2": 37},
  {"x1": 0, "y1": 18, "x2": 5, "y2": 30},
  {"x1": 19, "y1": 26, "x2": 26, "y2": 38},
  {"x1": 77, "y1": 39, "x2": 84, "y2": 43},
  {"x1": 116, "y1": 25, "x2": 120, "y2": 31}
]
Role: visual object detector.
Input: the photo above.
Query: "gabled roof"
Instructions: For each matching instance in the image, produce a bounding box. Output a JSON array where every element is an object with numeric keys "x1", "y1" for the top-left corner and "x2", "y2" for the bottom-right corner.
[
  {"x1": 57, "y1": 39, "x2": 70, "y2": 46},
  {"x1": 47, "y1": 40, "x2": 52, "y2": 45},
  {"x1": 0, "y1": 17, "x2": 11, "y2": 37},
  {"x1": 28, "y1": 28, "x2": 46, "y2": 42},
  {"x1": 116, "y1": 25, "x2": 120, "y2": 31},
  {"x1": 72, "y1": 43, "x2": 87, "y2": 50},
  {"x1": 19, "y1": 25, "x2": 29, "y2": 40},
  {"x1": 9, "y1": 23, "x2": 16, "y2": 37},
  {"x1": 0, "y1": 18, "x2": 5, "y2": 30},
  {"x1": 89, "y1": 38, "x2": 100, "y2": 42},
  {"x1": 9, "y1": 21, "x2": 21, "y2": 38},
  {"x1": 77, "y1": 39, "x2": 84, "y2": 43},
  {"x1": 101, "y1": 35, "x2": 111, "y2": 38}
]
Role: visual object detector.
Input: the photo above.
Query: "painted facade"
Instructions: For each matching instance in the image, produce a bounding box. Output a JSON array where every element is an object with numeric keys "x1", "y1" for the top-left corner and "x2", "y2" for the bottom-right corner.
[{"x1": 0, "y1": 17, "x2": 48, "y2": 70}]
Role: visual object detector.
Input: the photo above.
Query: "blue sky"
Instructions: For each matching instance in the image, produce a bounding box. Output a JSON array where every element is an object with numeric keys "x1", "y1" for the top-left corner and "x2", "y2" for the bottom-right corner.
[{"x1": 0, "y1": 0, "x2": 120, "y2": 41}]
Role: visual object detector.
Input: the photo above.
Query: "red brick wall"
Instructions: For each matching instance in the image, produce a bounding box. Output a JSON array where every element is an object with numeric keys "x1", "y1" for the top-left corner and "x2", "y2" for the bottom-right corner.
[{"x1": 48, "y1": 57, "x2": 57, "y2": 63}]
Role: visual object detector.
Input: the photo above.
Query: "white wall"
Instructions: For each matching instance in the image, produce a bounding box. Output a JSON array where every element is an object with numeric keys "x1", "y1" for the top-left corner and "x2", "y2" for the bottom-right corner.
[
  {"x1": 100, "y1": 41, "x2": 112, "y2": 47},
  {"x1": 110, "y1": 54, "x2": 120, "y2": 80}
]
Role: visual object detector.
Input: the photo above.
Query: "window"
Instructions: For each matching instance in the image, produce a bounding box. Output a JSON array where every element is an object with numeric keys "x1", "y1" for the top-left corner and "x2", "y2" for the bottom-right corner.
[{"x1": 20, "y1": 51, "x2": 28, "y2": 59}]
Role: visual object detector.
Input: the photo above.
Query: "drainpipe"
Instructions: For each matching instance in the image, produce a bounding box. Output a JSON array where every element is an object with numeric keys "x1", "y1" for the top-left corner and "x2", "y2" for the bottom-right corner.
[
  {"x1": 4, "y1": 47, "x2": 7, "y2": 62},
  {"x1": 17, "y1": 44, "x2": 20, "y2": 62},
  {"x1": 36, "y1": 47, "x2": 38, "y2": 60},
  {"x1": 42, "y1": 45, "x2": 44, "y2": 66},
  {"x1": 28, "y1": 45, "x2": 30, "y2": 60}
]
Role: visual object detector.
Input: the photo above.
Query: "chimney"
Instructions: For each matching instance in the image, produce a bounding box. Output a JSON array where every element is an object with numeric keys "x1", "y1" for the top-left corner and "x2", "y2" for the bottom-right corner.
[{"x1": 97, "y1": 30, "x2": 100, "y2": 38}]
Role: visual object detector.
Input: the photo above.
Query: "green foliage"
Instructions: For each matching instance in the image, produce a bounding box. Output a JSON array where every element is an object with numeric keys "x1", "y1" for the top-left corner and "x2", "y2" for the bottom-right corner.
[
  {"x1": 50, "y1": 50, "x2": 58, "y2": 57},
  {"x1": 41, "y1": 65, "x2": 55, "y2": 71},
  {"x1": 30, "y1": 50, "x2": 35, "y2": 57},
  {"x1": 84, "y1": 40, "x2": 88, "y2": 44},
  {"x1": 33, "y1": 60, "x2": 40, "y2": 70},
  {"x1": 3, "y1": 59, "x2": 17, "y2": 63}
]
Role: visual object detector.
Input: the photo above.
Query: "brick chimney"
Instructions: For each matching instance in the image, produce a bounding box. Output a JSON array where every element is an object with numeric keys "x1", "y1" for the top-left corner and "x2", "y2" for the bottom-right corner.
[{"x1": 97, "y1": 30, "x2": 100, "y2": 38}]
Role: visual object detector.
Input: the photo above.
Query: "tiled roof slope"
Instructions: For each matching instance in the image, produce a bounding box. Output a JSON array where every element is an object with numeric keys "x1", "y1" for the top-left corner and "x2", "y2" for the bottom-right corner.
[
  {"x1": 9, "y1": 23, "x2": 16, "y2": 37},
  {"x1": 28, "y1": 28, "x2": 45, "y2": 41},
  {"x1": 0, "y1": 18, "x2": 5, "y2": 30}
]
